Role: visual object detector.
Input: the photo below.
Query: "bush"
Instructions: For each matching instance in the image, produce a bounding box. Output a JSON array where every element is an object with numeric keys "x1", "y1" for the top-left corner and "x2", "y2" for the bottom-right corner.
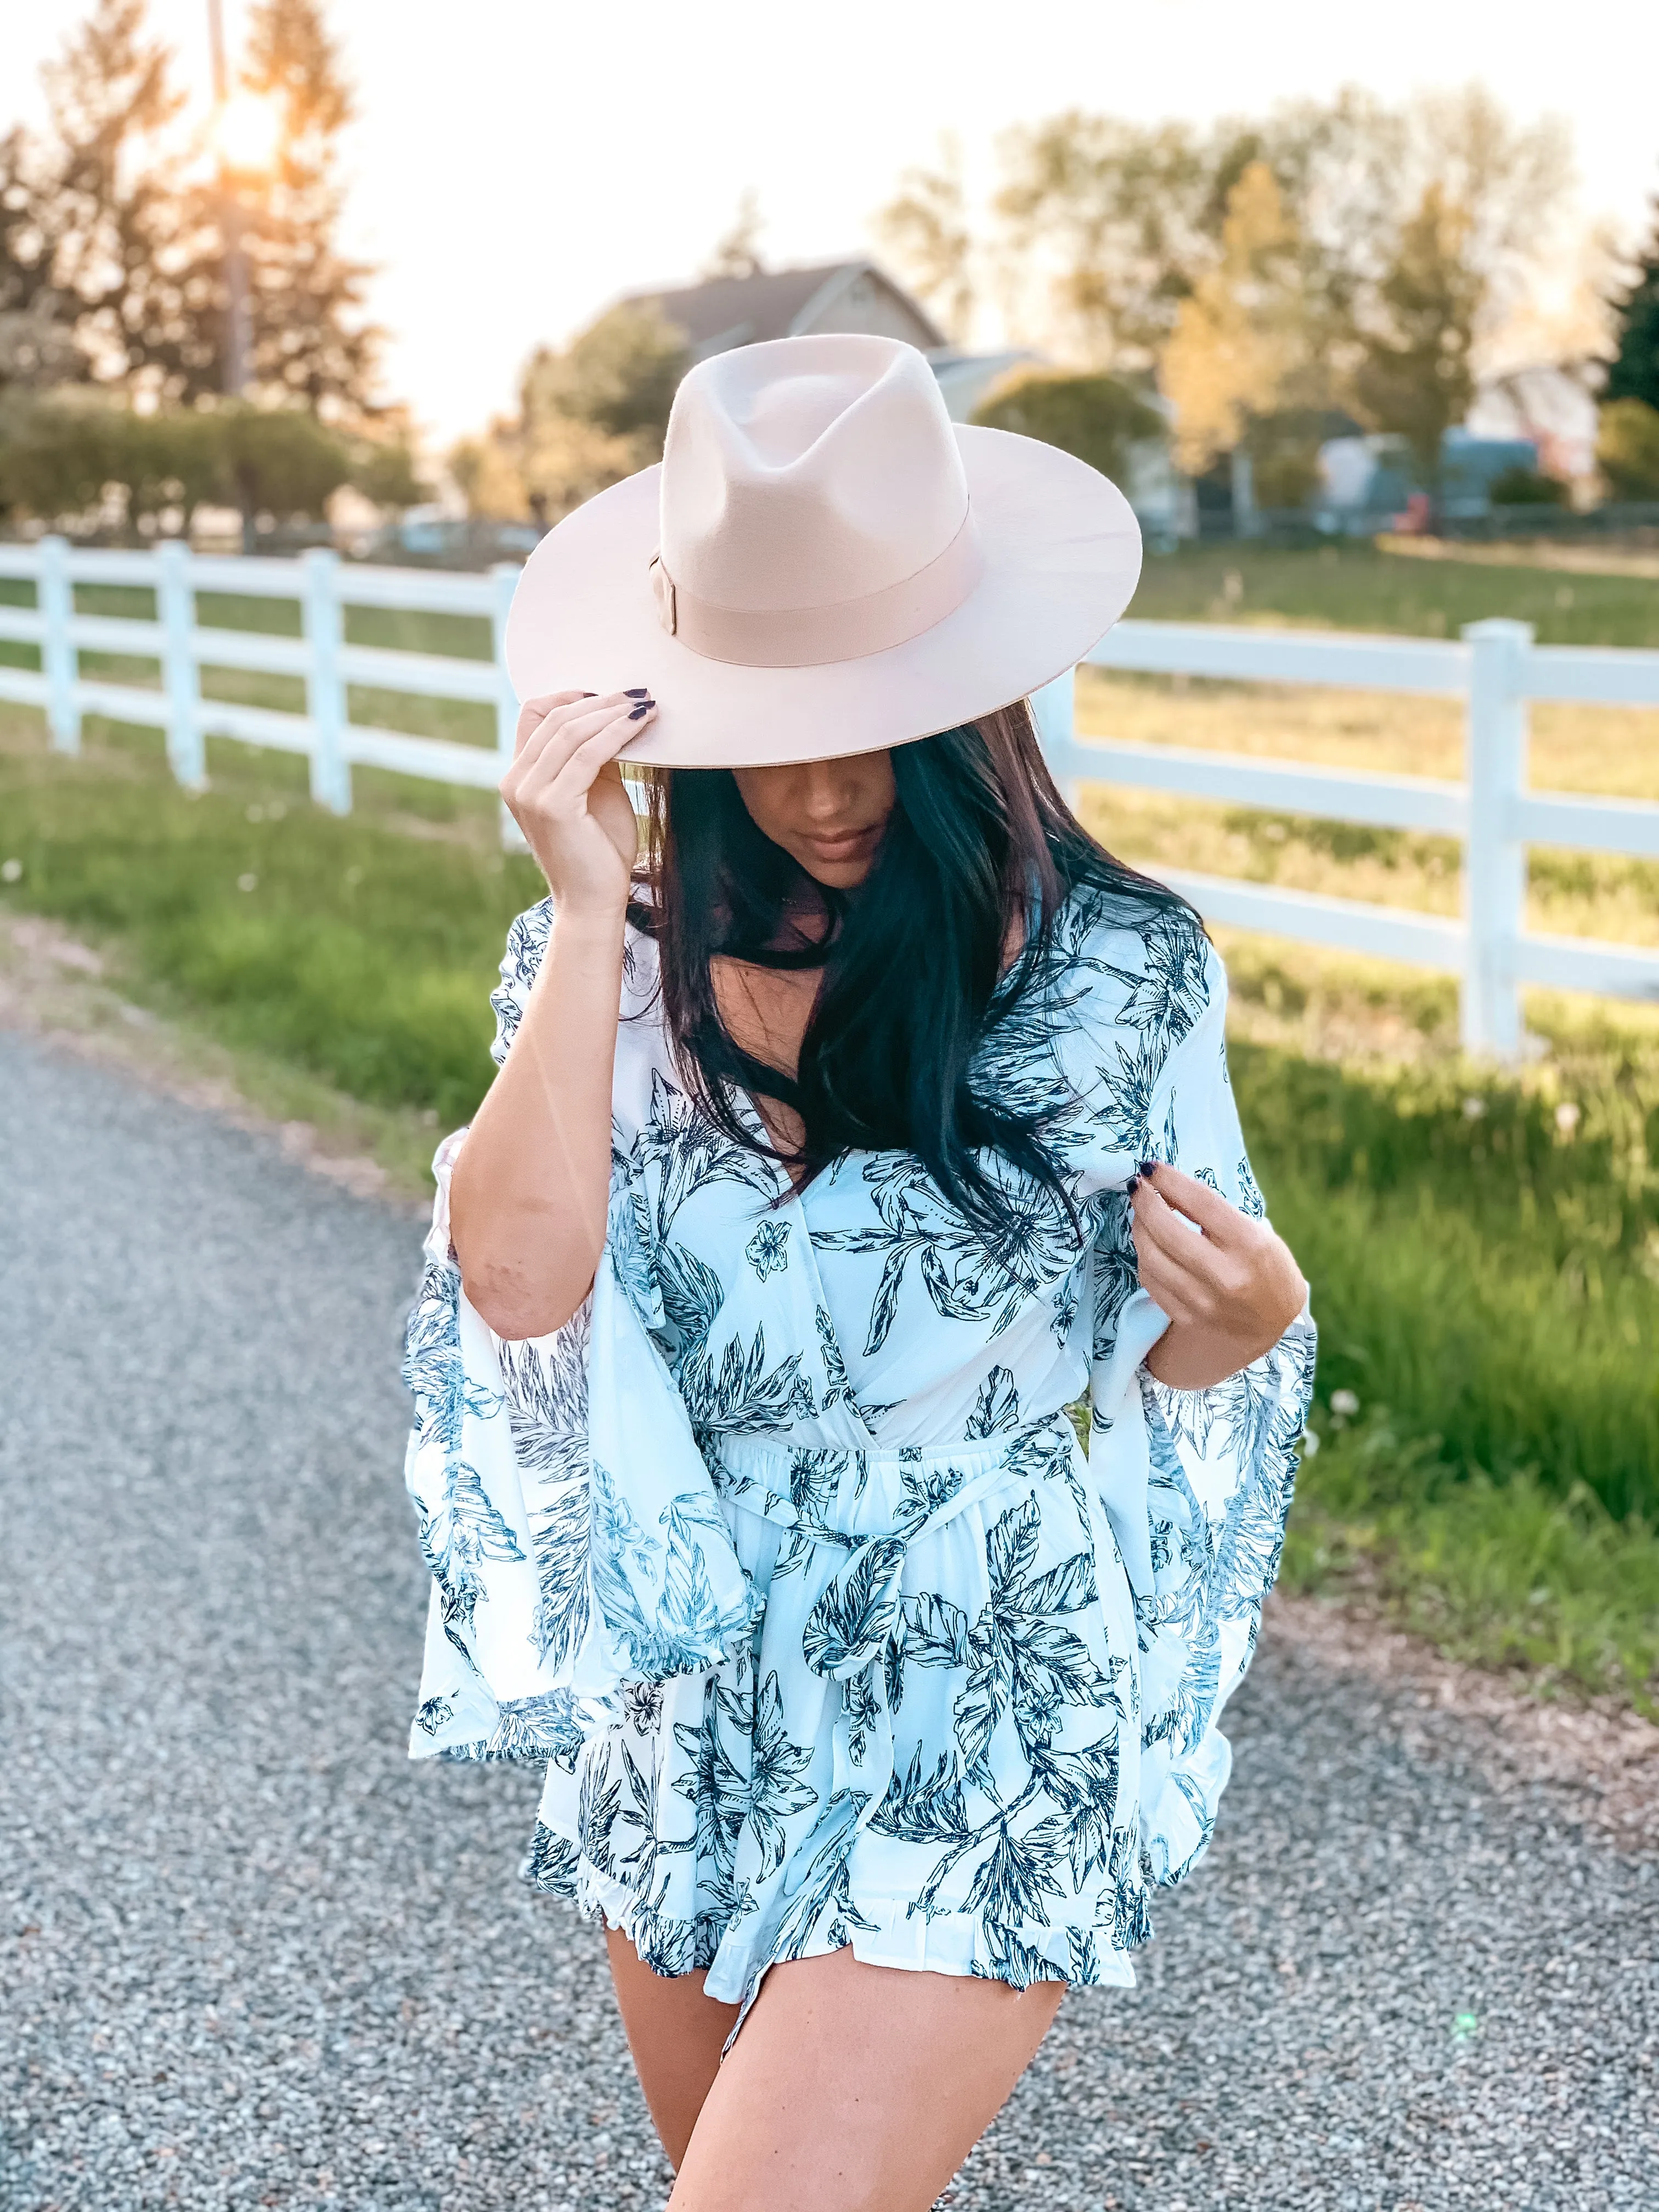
[
  {"x1": 972, "y1": 369, "x2": 1164, "y2": 484},
  {"x1": 0, "y1": 390, "x2": 354, "y2": 531},
  {"x1": 1488, "y1": 464, "x2": 1567, "y2": 506},
  {"x1": 1598, "y1": 397, "x2": 1659, "y2": 499}
]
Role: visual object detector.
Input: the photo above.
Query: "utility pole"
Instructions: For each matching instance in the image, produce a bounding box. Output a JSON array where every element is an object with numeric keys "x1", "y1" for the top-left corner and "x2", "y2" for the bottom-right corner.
[{"x1": 207, "y1": 0, "x2": 249, "y2": 400}]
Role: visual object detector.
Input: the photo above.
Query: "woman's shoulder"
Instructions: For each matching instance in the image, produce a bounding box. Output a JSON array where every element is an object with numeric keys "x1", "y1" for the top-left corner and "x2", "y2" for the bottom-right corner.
[{"x1": 1047, "y1": 881, "x2": 1224, "y2": 1047}]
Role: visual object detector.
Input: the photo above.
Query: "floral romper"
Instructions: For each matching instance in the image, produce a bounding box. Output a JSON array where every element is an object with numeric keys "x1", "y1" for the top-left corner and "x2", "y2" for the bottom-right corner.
[{"x1": 401, "y1": 883, "x2": 1317, "y2": 2030}]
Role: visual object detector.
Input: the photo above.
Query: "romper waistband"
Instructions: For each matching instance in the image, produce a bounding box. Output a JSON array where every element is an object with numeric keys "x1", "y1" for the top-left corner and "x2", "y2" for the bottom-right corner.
[{"x1": 706, "y1": 1413, "x2": 1080, "y2": 1685}]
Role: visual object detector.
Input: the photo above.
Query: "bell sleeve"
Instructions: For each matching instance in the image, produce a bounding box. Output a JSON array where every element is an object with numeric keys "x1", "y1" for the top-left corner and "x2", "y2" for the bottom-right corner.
[
  {"x1": 1074, "y1": 916, "x2": 1317, "y2": 1889},
  {"x1": 400, "y1": 900, "x2": 759, "y2": 1767}
]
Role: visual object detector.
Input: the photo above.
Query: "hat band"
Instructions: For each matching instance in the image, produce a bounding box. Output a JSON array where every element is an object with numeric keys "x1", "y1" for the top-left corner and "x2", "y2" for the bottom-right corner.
[{"x1": 648, "y1": 509, "x2": 984, "y2": 669}]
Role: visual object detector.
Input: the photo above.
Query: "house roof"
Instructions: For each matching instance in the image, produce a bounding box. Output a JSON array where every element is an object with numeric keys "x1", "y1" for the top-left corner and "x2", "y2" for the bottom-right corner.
[{"x1": 621, "y1": 261, "x2": 947, "y2": 357}]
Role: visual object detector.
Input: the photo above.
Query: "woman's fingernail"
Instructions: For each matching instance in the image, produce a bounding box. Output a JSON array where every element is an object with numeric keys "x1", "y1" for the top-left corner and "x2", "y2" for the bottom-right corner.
[
  {"x1": 580, "y1": 691, "x2": 597, "y2": 697},
  {"x1": 628, "y1": 703, "x2": 651, "y2": 720},
  {"x1": 623, "y1": 687, "x2": 650, "y2": 698},
  {"x1": 1125, "y1": 1176, "x2": 1140, "y2": 1197},
  {"x1": 1138, "y1": 1159, "x2": 1158, "y2": 1177}
]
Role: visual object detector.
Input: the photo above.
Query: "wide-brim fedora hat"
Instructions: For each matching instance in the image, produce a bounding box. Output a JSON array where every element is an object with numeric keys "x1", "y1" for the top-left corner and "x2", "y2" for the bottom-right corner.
[{"x1": 505, "y1": 331, "x2": 1142, "y2": 768}]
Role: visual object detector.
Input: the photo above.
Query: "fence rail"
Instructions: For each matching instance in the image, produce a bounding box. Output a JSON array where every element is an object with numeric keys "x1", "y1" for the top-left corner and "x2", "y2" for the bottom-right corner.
[{"x1": 3, "y1": 533, "x2": 1657, "y2": 1059}]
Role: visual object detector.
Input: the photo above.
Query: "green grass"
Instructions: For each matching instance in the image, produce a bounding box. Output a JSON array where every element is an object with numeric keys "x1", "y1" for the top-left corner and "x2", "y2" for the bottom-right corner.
[
  {"x1": 1233, "y1": 1043, "x2": 1659, "y2": 1526},
  {"x1": 1132, "y1": 540, "x2": 1659, "y2": 648},
  {"x1": 1280, "y1": 1417, "x2": 1659, "y2": 1714},
  {"x1": 0, "y1": 713, "x2": 542, "y2": 1130}
]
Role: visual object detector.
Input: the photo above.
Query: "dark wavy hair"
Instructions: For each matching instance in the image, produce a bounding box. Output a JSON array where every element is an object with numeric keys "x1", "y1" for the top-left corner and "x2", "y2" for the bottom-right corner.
[{"x1": 624, "y1": 699, "x2": 1196, "y2": 1239}]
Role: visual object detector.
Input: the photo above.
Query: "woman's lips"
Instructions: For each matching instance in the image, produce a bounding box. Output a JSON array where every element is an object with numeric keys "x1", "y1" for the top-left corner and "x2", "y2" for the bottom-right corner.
[{"x1": 803, "y1": 823, "x2": 879, "y2": 860}]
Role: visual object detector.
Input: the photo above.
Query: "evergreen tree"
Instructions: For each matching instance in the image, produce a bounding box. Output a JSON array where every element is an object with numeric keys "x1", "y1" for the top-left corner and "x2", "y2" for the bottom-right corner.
[
  {"x1": 225, "y1": 0, "x2": 381, "y2": 419},
  {"x1": 2, "y1": 0, "x2": 204, "y2": 397},
  {"x1": 1605, "y1": 198, "x2": 1659, "y2": 413}
]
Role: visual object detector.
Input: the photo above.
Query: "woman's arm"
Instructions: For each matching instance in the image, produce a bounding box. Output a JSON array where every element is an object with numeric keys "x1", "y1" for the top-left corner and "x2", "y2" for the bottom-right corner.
[{"x1": 448, "y1": 687, "x2": 655, "y2": 1340}]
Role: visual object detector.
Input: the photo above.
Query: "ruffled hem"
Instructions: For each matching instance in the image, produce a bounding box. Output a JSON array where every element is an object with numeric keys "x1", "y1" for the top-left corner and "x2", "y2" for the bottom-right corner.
[{"x1": 521, "y1": 1821, "x2": 1148, "y2": 2010}]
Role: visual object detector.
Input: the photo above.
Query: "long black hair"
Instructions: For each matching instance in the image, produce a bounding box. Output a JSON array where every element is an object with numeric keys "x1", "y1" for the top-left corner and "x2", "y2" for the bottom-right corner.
[{"x1": 625, "y1": 698, "x2": 1196, "y2": 1241}]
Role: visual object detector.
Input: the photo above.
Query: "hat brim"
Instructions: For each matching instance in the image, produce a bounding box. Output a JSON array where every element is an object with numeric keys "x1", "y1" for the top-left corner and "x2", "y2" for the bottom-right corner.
[{"x1": 503, "y1": 424, "x2": 1142, "y2": 768}]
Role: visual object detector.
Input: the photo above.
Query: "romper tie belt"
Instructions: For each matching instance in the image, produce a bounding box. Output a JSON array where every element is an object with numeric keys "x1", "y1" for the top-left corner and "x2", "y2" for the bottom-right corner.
[{"x1": 709, "y1": 1410, "x2": 1080, "y2": 1678}]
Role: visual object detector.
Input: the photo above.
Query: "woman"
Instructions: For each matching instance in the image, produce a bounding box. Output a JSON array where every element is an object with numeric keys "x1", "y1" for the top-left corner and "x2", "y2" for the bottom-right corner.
[{"x1": 402, "y1": 334, "x2": 1314, "y2": 2211}]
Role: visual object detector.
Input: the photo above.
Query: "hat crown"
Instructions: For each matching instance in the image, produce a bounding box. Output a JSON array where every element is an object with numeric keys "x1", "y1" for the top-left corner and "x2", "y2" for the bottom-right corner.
[{"x1": 660, "y1": 335, "x2": 969, "y2": 614}]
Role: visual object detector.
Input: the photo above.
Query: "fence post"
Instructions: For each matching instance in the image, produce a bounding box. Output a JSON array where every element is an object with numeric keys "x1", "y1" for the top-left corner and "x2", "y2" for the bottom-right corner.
[
  {"x1": 155, "y1": 538, "x2": 205, "y2": 788},
  {"x1": 1461, "y1": 618, "x2": 1531, "y2": 1060},
  {"x1": 37, "y1": 534, "x2": 80, "y2": 754},
  {"x1": 302, "y1": 547, "x2": 351, "y2": 814},
  {"x1": 1031, "y1": 666, "x2": 1079, "y2": 812},
  {"x1": 488, "y1": 560, "x2": 528, "y2": 851}
]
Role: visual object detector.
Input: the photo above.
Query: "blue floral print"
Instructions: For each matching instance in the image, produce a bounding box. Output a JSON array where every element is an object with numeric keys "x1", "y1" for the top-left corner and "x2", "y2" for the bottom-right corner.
[{"x1": 401, "y1": 884, "x2": 1316, "y2": 2023}]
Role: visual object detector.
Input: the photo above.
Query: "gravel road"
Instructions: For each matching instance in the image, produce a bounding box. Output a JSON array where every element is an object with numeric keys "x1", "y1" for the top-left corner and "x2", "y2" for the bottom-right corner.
[{"x1": 4, "y1": 1032, "x2": 1655, "y2": 2212}]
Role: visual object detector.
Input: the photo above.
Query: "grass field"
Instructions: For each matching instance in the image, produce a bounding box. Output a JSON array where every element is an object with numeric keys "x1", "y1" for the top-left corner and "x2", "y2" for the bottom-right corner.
[
  {"x1": 2, "y1": 537, "x2": 1656, "y2": 1709},
  {"x1": 1129, "y1": 538, "x2": 1659, "y2": 647}
]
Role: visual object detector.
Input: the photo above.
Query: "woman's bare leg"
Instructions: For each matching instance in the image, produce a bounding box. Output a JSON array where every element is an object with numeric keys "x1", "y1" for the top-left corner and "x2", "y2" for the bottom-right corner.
[
  {"x1": 667, "y1": 1946, "x2": 1065, "y2": 2212},
  {"x1": 604, "y1": 1926, "x2": 741, "y2": 2169}
]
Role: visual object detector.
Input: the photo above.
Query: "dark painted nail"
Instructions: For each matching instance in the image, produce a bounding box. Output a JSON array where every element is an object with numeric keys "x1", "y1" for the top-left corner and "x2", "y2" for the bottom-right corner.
[
  {"x1": 628, "y1": 703, "x2": 651, "y2": 720},
  {"x1": 1138, "y1": 1159, "x2": 1158, "y2": 1177},
  {"x1": 580, "y1": 690, "x2": 597, "y2": 697},
  {"x1": 1125, "y1": 1176, "x2": 1140, "y2": 1197},
  {"x1": 623, "y1": 687, "x2": 650, "y2": 698}
]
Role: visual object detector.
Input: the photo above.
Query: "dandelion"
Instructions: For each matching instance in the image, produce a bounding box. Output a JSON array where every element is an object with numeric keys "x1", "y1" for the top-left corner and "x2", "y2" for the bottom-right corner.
[
  {"x1": 237, "y1": 872, "x2": 258, "y2": 893},
  {"x1": 1462, "y1": 1096, "x2": 1486, "y2": 1120},
  {"x1": 246, "y1": 803, "x2": 265, "y2": 823},
  {"x1": 345, "y1": 865, "x2": 364, "y2": 887},
  {"x1": 1554, "y1": 1101, "x2": 1581, "y2": 1136},
  {"x1": 1330, "y1": 1388, "x2": 1359, "y2": 1418},
  {"x1": 1, "y1": 858, "x2": 21, "y2": 883},
  {"x1": 1299, "y1": 1427, "x2": 1321, "y2": 1458}
]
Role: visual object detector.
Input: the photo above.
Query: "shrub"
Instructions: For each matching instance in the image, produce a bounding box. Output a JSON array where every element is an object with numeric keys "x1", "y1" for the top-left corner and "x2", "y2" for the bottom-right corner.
[
  {"x1": 972, "y1": 369, "x2": 1164, "y2": 484},
  {"x1": 1598, "y1": 397, "x2": 1659, "y2": 499},
  {"x1": 1488, "y1": 464, "x2": 1567, "y2": 506}
]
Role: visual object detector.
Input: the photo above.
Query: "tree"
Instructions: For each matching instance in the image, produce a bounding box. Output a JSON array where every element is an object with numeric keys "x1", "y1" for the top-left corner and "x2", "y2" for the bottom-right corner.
[
  {"x1": 1605, "y1": 198, "x2": 1659, "y2": 413},
  {"x1": 702, "y1": 190, "x2": 765, "y2": 280},
  {"x1": 1351, "y1": 184, "x2": 1482, "y2": 491},
  {"x1": 6, "y1": 0, "x2": 201, "y2": 396},
  {"x1": 971, "y1": 368, "x2": 1163, "y2": 484},
  {"x1": 874, "y1": 137, "x2": 975, "y2": 345},
  {"x1": 1160, "y1": 162, "x2": 1311, "y2": 476},
  {"x1": 454, "y1": 303, "x2": 690, "y2": 523},
  {"x1": 189, "y1": 0, "x2": 381, "y2": 417},
  {"x1": 1596, "y1": 398, "x2": 1659, "y2": 499},
  {"x1": 994, "y1": 112, "x2": 1212, "y2": 367},
  {"x1": 981, "y1": 84, "x2": 1570, "y2": 397},
  {"x1": 217, "y1": 400, "x2": 350, "y2": 518}
]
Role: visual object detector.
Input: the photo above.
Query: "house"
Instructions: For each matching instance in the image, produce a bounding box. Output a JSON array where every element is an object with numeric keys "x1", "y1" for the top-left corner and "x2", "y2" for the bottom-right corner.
[{"x1": 622, "y1": 261, "x2": 946, "y2": 362}]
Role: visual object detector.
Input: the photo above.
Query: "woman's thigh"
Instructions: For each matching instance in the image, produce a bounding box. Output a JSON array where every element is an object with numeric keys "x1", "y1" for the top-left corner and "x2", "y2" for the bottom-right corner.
[
  {"x1": 604, "y1": 1927, "x2": 741, "y2": 2170},
  {"x1": 668, "y1": 1946, "x2": 1065, "y2": 2212}
]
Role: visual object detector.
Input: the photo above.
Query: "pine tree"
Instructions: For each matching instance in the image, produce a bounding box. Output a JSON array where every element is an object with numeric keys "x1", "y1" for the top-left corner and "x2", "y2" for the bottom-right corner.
[
  {"x1": 204, "y1": 0, "x2": 382, "y2": 419},
  {"x1": 3, "y1": 0, "x2": 204, "y2": 397},
  {"x1": 1605, "y1": 198, "x2": 1659, "y2": 414}
]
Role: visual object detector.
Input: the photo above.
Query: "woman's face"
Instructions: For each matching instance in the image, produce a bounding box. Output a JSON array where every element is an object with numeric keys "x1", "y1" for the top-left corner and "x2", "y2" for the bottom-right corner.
[{"x1": 732, "y1": 749, "x2": 896, "y2": 889}]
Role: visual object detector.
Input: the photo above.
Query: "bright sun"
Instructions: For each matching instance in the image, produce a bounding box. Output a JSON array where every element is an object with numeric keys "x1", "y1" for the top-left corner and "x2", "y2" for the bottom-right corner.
[{"x1": 213, "y1": 91, "x2": 283, "y2": 174}]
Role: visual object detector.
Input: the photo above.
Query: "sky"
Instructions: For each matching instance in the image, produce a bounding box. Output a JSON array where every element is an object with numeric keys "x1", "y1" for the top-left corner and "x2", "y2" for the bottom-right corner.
[{"x1": 4, "y1": 0, "x2": 1658, "y2": 450}]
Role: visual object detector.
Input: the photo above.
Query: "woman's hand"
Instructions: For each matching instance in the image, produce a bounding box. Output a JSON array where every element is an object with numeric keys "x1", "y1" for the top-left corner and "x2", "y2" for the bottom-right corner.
[
  {"x1": 1130, "y1": 1161, "x2": 1307, "y2": 1391},
  {"x1": 499, "y1": 689, "x2": 655, "y2": 919}
]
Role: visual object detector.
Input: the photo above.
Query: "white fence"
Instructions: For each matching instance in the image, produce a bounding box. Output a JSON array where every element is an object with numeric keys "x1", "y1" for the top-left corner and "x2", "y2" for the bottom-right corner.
[{"x1": 3, "y1": 532, "x2": 1658, "y2": 1059}]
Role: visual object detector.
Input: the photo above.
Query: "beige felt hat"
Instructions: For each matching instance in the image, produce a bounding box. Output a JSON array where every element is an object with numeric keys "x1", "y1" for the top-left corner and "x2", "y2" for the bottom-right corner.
[{"x1": 504, "y1": 332, "x2": 1142, "y2": 768}]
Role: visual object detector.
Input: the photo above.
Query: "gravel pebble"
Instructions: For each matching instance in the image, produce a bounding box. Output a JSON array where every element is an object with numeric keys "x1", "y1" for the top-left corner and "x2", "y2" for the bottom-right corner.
[{"x1": 4, "y1": 1034, "x2": 1655, "y2": 2211}]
